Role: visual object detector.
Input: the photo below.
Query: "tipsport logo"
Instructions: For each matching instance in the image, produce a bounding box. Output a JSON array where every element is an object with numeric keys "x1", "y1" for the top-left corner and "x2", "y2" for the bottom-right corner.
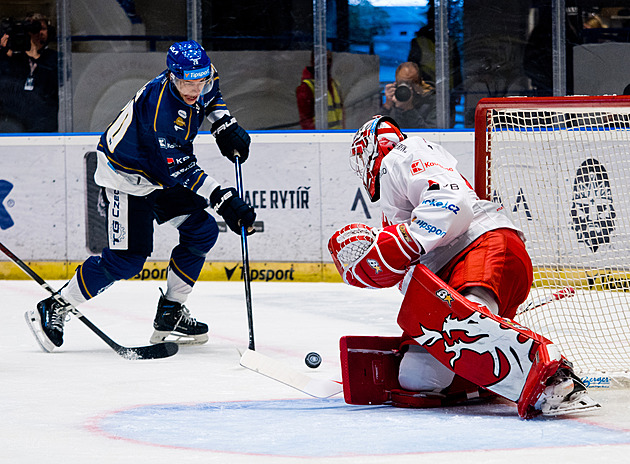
[{"x1": 0, "y1": 180, "x2": 14, "y2": 230}]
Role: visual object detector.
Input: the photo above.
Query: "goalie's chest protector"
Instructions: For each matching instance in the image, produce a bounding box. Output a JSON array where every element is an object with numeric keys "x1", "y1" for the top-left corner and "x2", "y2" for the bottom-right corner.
[{"x1": 397, "y1": 264, "x2": 562, "y2": 405}]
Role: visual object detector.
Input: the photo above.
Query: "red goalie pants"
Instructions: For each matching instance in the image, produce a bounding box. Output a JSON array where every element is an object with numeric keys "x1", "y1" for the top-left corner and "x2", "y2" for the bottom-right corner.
[{"x1": 434, "y1": 228, "x2": 533, "y2": 319}]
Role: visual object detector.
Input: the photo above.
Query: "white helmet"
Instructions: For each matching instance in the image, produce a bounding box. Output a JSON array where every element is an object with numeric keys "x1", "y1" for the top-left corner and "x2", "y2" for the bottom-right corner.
[{"x1": 350, "y1": 115, "x2": 405, "y2": 202}]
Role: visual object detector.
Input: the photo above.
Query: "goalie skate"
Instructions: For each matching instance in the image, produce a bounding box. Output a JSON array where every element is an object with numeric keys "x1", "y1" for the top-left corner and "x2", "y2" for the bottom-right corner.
[{"x1": 535, "y1": 369, "x2": 601, "y2": 416}]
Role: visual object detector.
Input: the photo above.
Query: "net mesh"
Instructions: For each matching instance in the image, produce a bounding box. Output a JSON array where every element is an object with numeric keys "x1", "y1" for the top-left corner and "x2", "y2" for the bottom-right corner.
[{"x1": 484, "y1": 105, "x2": 630, "y2": 381}]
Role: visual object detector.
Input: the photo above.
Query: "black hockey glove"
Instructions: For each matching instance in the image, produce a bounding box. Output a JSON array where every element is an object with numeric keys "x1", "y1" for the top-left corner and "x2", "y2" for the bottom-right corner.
[
  {"x1": 210, "y1": 186, "x2": 256, "y2": 235},
  {"x1": 211, "y1": 115, "x2": 251, "y2": 163}
]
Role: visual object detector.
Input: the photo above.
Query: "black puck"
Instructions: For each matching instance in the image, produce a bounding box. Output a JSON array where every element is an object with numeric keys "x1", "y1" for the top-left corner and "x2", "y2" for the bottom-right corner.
[{"x1": 305, "y1": 352, "x2": 322, "y2": 368}]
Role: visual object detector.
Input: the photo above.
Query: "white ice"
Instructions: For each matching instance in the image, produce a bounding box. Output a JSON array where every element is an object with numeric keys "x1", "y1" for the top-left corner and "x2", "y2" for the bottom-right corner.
[{"x1": 2, "y1": 279, "x2": 630, "y2": 463}]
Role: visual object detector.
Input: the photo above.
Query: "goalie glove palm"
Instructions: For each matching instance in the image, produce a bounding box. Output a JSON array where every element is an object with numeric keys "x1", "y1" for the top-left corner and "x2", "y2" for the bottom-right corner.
[
  {"x1": 328, "y1": 223, "x2": 423, "y2": 288},
  {"x1": 211, "y1": 115, "x2": 251, "y2": 163},
  {"x1": 210, "y1": 187, "x2": 256, "y2": 235}
]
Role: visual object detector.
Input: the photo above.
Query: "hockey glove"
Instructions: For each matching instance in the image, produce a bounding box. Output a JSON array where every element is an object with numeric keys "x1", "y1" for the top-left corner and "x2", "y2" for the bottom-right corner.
[
  {"x1": 210, "y1": 186, "x2": 256, "y2": 235},
  {"x1": 211, "y1": 115, "x2": 251, "y2": 163}
]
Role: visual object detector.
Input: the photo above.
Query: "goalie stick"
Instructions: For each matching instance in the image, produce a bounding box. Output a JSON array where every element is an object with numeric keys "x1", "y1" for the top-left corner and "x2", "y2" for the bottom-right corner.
[
  {"x1": 240, "y1": 349, "x2": 342, "y2": 398},
  {"x1": 0, "y1": 241, "x2": 178, "y2": 360},
  {"x1": 516, "y1": 286, "x2": 576, "y2": 316}
]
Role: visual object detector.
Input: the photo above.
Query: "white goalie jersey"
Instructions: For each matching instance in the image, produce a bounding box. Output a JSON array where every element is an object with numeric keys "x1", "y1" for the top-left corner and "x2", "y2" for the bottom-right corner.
[{"x1": 379, "y1": 136, "x2": 522, "y2": 273}]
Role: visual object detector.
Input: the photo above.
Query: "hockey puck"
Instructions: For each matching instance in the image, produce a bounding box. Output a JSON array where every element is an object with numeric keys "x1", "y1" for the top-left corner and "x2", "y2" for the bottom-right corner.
[{"x1": 305, "y1": 352, "x2": 322, "y2": 368}]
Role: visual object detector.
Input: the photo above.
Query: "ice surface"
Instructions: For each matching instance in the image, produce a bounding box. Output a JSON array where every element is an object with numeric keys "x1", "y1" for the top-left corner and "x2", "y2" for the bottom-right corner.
[{"x1": 2, "y1": 280, "x2": 629, "y2": 463}]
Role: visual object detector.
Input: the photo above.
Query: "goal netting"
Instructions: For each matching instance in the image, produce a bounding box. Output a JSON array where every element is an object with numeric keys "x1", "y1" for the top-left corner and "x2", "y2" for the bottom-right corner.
[{"x1": 475, "y1": 96, "x2": 630, "y2": 386}]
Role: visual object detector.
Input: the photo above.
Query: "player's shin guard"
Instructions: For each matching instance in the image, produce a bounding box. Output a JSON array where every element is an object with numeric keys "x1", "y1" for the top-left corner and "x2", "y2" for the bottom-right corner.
[{"x1": 396, "y1": 264, "x2": 594, "y2": 419}]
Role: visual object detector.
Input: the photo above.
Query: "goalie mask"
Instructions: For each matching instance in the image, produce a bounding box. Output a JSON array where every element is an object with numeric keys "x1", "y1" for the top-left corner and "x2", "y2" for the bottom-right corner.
[
  {"x1": 167, "y1": 40, "x2": 215, "y2": 98},
  {"x1": 350, "y1": 116, "x2": 405, "y2": 202}
]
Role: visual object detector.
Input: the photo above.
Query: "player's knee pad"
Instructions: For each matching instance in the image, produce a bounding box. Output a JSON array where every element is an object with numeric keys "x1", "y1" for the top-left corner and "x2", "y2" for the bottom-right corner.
[
  {"x1": 398, "y1": 344, "x2": 455, "y2": 392},
  {"x1": 101, "y1": 248, "x2": 147, "y2": 280},
  {"x1": 178, "y1": 210, "x2": 219, "y2": 256}
]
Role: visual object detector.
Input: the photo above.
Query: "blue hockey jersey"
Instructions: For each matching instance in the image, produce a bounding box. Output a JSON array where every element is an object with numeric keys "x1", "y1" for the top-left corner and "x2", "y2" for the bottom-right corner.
[{"x1": 94, "y1": 68, "x2": 229, "y2": 199}]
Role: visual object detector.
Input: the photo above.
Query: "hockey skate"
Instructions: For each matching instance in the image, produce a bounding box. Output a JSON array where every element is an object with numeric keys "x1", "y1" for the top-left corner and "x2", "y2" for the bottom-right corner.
[
  {"x1": 150, "y1": 293, "x2": 209, "y2": 345},
  {"x1": 534, "y1": 368, "x2": 601, "y2": 416},
  {"x1": 25, "y1": 295, "x2": 72, "y2": 352}
]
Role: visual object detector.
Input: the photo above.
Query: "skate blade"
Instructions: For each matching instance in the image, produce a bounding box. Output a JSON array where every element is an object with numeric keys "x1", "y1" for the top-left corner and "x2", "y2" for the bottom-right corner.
[
  {"x1": 542, "y1": 392, "x2": 601, "y2": 416},
  {"x1": 150, "y1": 330, "x2": 209, "y2": 346},
  {"x1": 24, "y1": 310, "x2": 56, "y2": 353}
]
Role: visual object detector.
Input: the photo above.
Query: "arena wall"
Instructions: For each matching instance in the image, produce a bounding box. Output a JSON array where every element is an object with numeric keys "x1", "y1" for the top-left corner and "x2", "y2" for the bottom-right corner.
[{"x1": 0, "y1": 131, "x2": 474, "y2": 282}]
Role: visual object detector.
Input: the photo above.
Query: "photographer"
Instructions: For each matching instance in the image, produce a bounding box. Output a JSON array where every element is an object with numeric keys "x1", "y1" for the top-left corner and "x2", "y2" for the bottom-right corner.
[
  {"x1": 0, "y1": 13, "x2": 58, "y2": 132},
  {"x1": 380, "y1": 62, "x2": 436, "y2": 129}
]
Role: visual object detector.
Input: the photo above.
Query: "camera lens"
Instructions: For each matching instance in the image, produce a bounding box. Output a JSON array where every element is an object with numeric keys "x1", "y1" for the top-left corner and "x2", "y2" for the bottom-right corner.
[{"x1": 394, "y1": 84, "x2": 412, "y2": 102}]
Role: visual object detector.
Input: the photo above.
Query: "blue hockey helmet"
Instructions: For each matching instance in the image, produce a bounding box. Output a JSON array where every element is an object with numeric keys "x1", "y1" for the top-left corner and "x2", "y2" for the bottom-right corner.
[
  {"x1": 167, "y1": 40, "x2": 212, "y2": 80},
  {"x1": 167, "y1": 40, "x2": 214, "y2": 100}
]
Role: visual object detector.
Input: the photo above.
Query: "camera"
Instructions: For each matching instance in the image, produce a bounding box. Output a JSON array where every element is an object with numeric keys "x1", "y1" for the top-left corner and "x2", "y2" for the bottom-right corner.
[
  {"x1": 0, "y1": 17, "x2": 42, "y2": 52},
  {"x1": 394, "y1": 82, "x2": 414, "y2": 102}
]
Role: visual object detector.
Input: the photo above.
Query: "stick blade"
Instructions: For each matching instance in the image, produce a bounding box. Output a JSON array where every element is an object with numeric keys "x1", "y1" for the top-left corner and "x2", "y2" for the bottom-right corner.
[
  {"x1": 116, "y1": 342, "x2": 179, "y2": 360},
  {"x1": 240, "y1": 349, "x2": 342, "y2": 398}
]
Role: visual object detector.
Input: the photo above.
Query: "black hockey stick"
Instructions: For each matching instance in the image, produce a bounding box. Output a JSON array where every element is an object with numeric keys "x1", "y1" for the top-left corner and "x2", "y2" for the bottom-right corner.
[
  {"x1": 0, "y1": 241, "x2": 178, "y2": 360},
  {"x1": 234, "y1": 154, "x2": 255, "y2": 350}
]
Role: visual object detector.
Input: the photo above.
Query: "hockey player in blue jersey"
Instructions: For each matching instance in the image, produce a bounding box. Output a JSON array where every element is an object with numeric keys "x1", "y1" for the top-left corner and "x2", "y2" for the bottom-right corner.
[{"x1": 25, "y1": 40, "x2": 256, "y2": 351}]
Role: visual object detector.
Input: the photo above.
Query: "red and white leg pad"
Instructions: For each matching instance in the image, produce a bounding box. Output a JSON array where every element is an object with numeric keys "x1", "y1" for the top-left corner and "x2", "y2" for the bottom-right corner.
[
  {"x1": 340, "y1": 335, "x2": 492, "y2": 408},
  {"x1": 397, "y1": 264, "x2": 568, "y2": 419}
]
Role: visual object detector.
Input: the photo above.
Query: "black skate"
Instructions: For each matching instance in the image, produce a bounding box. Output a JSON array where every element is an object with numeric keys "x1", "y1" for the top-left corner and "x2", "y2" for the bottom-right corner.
[
  {"x1": 534, "y1": 367, "x2": 601, "y2": 416},
  {"x1": 150, "y1": 293, "x2": 209, "y2": 345},
  {"x1": 24, "y1": 295, "x2": 72, "y2": 352}
]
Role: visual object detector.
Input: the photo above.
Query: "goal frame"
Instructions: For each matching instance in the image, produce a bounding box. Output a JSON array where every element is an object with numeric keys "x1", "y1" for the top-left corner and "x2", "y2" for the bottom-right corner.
[
  {"x1": 474, "y1": 95, "x2": 630, "y2": 201},
  {"x1": 473, "y1": 95, "x2": 630, "y2": 383}
]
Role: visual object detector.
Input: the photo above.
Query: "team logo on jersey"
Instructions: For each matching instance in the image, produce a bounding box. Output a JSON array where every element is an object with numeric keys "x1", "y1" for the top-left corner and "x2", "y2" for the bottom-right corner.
[
  {"x1": 367, "y1": 258, "x2": 382, "y2": 274},
  {"x1": 570, "y1": 158, "x2": 616, "y2": 252},
  {"x1": 410, "y1": 159, "x2": 425, "y2": 175},
  {"x1": 435, "y1": 288, "x2": 453, "y2": 306}
]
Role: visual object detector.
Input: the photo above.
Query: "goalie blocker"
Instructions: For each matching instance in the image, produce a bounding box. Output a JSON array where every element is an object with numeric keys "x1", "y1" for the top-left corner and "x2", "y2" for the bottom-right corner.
[{"x1": 329, "y1": 223, "x2": 600, "y2": 419}]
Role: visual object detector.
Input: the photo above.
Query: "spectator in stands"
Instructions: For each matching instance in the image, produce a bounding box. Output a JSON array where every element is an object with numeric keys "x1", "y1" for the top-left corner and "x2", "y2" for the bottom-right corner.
[
  {"x1": 380, "y1": 62, "x2": 436, "y2": 129},
  {"x1": 296, "y1": 50, "x2": 344, "y2": 130},
  {"x1": 0, "y1": 13, "x2": 58, "y2": 132},
  {"x1": 407, "y1": 0, "x2": 461, "y2": 125}
]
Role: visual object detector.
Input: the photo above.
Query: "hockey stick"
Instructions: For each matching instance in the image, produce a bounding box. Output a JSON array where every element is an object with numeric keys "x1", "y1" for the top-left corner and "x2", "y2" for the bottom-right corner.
[
  {"x1": 240, "y1": 349, "x2": 342, "y2": 398},
  {"x1": 234, "y1": 154, "x2": 255, "y2": 350},
  {"x1": 0, "y1": 241, "x2": 178, "y2": 360},
  {"x1": 516, "y1": 286, "x2": 576, "y2": 316}
]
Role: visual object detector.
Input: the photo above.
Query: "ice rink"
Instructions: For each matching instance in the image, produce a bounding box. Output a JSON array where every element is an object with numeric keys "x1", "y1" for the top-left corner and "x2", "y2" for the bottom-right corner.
[{"x1": 2, "y1": 279, "x2": 630, "y2": 463}]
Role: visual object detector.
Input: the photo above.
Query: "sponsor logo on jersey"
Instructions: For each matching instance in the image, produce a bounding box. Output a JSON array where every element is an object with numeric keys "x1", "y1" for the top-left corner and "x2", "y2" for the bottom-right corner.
[
  {"x1": 424, "y1": 161, "x2": 454, "y2": 172},
  {"x1": 178, "y1": 109, "x2": 187, "y2": 118},
  {"x1": 410, "y1": 159, "x2": 425, "y2": 175},
  {"x1": 109, "y1": 190, "x2": 127, "y2": 248},
  {"x1": 435, "y1": 288, "x2": 454, "y2": 306},
  {"x1": 175, "y1": 116, "x2": 186, "y2": 127},
  {"x1": 421, "y1": 198, "x2": 460, "y2": 215},
  {"x1": 427, "y1": 180, "x2": 440, "y2": 191},
  {"x1": 367, "y1": 258, "x2": 382, "y2": 274},
  {"x1": 0, "y1": 180, "x2": 15, "y2": 230},
  {"x1": 414, "y1": 219, "x2": 447, "y2": 237},
  {"x1": 166, "y1": 157, "x2": 174, "y2": 164}
]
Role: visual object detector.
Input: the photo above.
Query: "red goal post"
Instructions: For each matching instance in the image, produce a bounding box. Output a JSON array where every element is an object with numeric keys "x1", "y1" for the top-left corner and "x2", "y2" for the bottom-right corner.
[{"x1": 473, "y1": 96, "x2": 630, "y2": 385}]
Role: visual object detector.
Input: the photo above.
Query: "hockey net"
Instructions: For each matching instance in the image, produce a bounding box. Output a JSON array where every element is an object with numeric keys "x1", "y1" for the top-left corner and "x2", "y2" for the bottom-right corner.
[{"x1": 475, "y1": 96, "x2": 630, "y2": 386}]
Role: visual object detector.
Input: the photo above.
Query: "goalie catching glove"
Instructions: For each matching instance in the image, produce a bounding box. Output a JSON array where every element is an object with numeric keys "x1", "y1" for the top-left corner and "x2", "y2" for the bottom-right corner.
[
  {"x1": 328, "y1": 223, "x2": 423, "y2": 288},
  {"x1": 211, "y1": 115, "x2": 251, "y2": 163},
  {"x1": 210, "y1": 186, "x2": 256, "y2": 235}
]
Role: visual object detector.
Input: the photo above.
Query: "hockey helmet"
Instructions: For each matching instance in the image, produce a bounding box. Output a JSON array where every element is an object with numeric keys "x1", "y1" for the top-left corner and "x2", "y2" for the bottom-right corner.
[
  {"x1": 350, "y1": 115, "x2": 405, "y2": 202},
  {"x1": 167, "y1": 40, "x2": 214, "y2": 96}
]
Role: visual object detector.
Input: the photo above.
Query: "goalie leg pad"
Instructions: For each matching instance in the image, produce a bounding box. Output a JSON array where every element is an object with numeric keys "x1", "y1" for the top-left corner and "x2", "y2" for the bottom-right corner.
[{"x1": 397, "y1": 264, "x2": 565, "y2": 418}]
